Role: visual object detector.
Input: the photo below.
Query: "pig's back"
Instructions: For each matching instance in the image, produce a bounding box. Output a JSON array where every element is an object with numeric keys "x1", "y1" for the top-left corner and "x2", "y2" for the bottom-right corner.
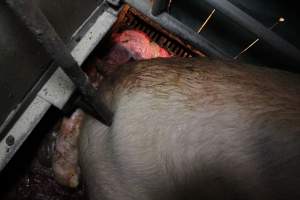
[{"x1": 82, "y1": 58, "x2": 300, "y2": 200}]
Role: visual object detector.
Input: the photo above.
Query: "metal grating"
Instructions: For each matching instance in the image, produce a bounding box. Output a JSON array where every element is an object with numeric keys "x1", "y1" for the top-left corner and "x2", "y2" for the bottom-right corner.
[{"x1": 111, "y1": 6, "x2": 205, "y2": 58}]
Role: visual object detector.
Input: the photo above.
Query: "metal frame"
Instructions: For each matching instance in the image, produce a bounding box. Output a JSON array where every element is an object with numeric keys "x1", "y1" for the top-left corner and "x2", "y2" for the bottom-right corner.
[
  {"x1": 204, "y1": 0, "x2": 300, "y2": 65},
  {"x1": 0, "y1": 2, "x2": 118, "y2": 171},
  {"x1": 6, "y1": 0, "x2": 113, "y2": 126},
  {"x1": 0, "y1": 62, "x2": 57, "y2": 142},
  {"x1": 125, "y1": 0, "x2": 230, "y2": 59}
]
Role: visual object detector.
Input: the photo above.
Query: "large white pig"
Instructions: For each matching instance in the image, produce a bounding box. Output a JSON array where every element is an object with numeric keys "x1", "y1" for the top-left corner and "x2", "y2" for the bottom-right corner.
[{"x1": 75, "y1": 57, "x2": 300, "y2": 200}]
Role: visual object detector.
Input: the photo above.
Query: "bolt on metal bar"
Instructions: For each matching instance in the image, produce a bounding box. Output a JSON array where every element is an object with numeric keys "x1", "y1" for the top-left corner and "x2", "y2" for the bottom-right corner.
[{"x1": 6, "y1": 0, "x2": 113, "y2": 125}]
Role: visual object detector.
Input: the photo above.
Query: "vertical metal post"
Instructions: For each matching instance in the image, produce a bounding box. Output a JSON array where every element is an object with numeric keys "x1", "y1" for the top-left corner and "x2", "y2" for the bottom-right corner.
[{"x1": 6, "y1": 0, "x2": 113, "y2": 125}]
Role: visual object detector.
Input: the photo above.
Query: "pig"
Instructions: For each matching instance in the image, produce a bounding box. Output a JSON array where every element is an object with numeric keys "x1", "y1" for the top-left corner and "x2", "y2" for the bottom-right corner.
[
  {"x1": 79, "y1": 57, "x2": 300, "y2": 199},
  {"x1": 52, "y1": 29, "x2": 172, "y2": 188}
]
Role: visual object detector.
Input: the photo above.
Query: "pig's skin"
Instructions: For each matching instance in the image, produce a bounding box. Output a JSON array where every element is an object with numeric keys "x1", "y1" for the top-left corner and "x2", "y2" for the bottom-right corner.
[
  {"x1": 79, "y1": 57, "x2": 300, "y2": 200},
  {"x1": 53, "y1": 109, "x2": 85, "y2": 188}
]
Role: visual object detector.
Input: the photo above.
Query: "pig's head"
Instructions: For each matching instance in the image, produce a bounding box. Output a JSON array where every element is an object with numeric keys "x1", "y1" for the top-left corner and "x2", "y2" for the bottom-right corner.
[{"x1": 84, "y1": 29, "x2": 172, "y2": 95}]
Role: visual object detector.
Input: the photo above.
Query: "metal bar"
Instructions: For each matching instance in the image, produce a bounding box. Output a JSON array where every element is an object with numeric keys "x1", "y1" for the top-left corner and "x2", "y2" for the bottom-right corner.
[
  {"x1": 125, "y1": 0, "x2": 229, "y2": 59},
  {"x1": 0, "y1": 96, "x2": 51, "y2": 171},
  {"x1": 0, "y1": 62, "x2": 56, "y2": 141},
  {"x1": 204, "y1": 0, "x2": 300, "y2": 65},
  {"x1": 155, "y1": 13, "x2": 228, "y2": 59},
  {"x1": 6, "y1": 0, "x2": 113, "y2": 125},
  {"x1": 151, "y1": 0, "x2": 169, "y2": 16},
  {"x1": 234, "y1": 38, "x2": 259, "y2": 60},
  {"x1": 197, "y1": 9, "x2": 216, "y2": 33},
  {"x1": 234, "y1": 17, "x2": 285, "y2": 59}
]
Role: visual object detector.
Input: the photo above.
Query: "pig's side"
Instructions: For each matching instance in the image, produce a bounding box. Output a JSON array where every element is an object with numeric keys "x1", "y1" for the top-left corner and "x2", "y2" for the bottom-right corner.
[{"x1": 79, "y1": 57, "x2": 300, "y2": 200}]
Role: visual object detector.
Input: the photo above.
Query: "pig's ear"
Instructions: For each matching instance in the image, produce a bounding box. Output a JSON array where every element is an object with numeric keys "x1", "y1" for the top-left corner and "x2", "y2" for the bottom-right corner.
[{"x1": 95, "y1": 58, "x2": 121, "y2": 77}]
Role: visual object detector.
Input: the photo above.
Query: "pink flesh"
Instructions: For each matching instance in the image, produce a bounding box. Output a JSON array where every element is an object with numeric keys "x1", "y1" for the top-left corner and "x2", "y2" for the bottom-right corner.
[
  {"x1": 103, "y1": 29, "x2": 172, "y2": 64},
  {"x1": 86, "y1": 29, "x2": 172, "y2": 85}
]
